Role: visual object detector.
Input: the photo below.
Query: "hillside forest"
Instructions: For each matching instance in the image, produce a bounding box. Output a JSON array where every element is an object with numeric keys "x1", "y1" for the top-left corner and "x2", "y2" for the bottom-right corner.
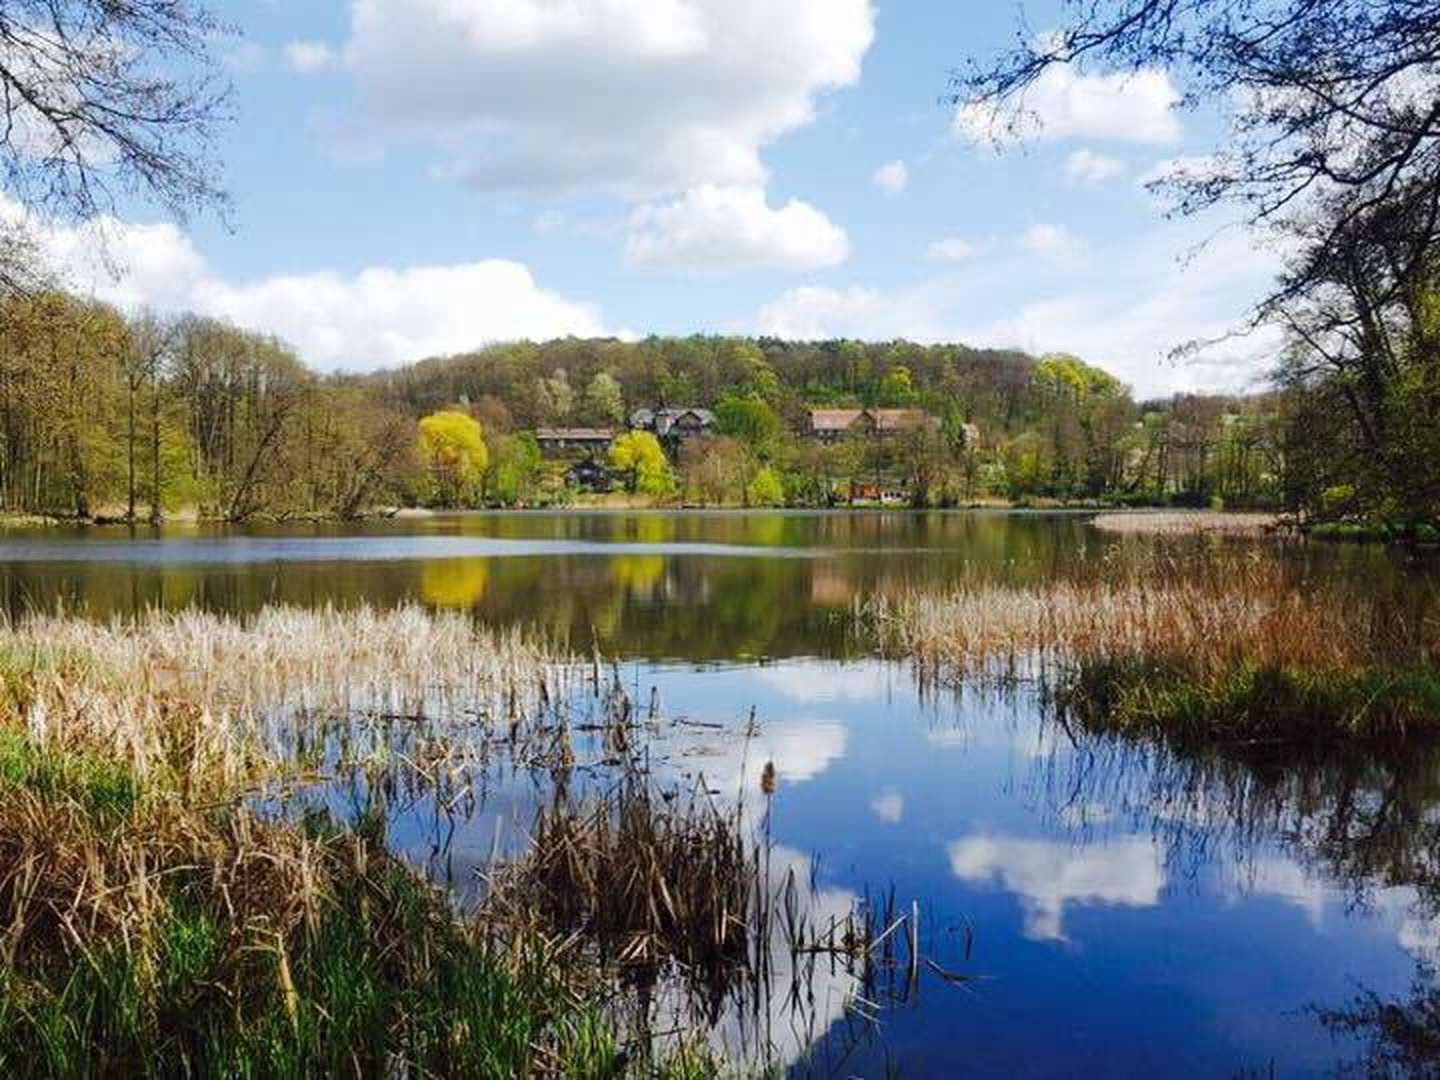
[{"x1": 0, "y1": 289, "x2": 1312, "y2": 522}]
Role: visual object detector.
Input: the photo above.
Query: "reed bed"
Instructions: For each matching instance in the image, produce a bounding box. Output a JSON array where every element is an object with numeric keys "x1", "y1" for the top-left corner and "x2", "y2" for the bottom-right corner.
[
  {"x1": 869, "y1": 560, "x2": 1440, "y2": 741},
  {"x1": 483, "y1": 770, "x2": 754, "y2": 993},
  {"x1": 0, "y1": 604, "x2": 575, "y2": 793},
  {"x1": 0, "y1": 605, "x2": 750, "y2": 1076},
  {"x1": 1089, "y1": 511, "x2": 1283, "y2": 538}
]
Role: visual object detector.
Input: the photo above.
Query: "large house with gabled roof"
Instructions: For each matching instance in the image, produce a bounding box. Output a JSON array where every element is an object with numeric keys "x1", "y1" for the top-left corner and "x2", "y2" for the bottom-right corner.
[{"x1": 804, "y1": 407, "x2": 941, "y2": 442}]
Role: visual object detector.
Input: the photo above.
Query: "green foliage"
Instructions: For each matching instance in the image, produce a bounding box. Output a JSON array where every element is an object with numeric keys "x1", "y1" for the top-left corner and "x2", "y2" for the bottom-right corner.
[
  {"x1": 1034, "y1": 353, "x2": 1123, "y2": 403},
  {"x1": 714, "y1": 391, "x2": 781, "y2": 456},
  {"x1": 0, "y1": 731, "x2": 140, "y2": 823},
  {"x1": 488, "y1": 432, "x2": 542, "y2": 506},
  {"x1": 583, "y1": 371, "x2": 625, "y2": 425},
  {"x1": 875, "y1": 365, "x2": 916, "y2": 406},
  {"x1": 608, "y1": 431, "x2": 673, "y2": 496},
  {"x1": 1059, "y1": 659, "x2": 1440, "y2": 744},
  {"x1": 417, "y1": 410, "x2": 488, "y2": 507},
  {"x1": 0, "y1": 292, "x2": 1303, "y2": 520},
  {"x1": 745, "y1": 466, "x2": 785, "y2": 508}
]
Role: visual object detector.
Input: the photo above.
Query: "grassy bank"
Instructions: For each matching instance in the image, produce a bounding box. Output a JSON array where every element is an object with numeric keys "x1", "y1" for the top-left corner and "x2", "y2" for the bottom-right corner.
[
  {"x1": 869, "y1": 561, "x2": 1440, "y2": 743},
  {"x1": 0, "y1": 607, "x2": 741, "y2": 1077}
]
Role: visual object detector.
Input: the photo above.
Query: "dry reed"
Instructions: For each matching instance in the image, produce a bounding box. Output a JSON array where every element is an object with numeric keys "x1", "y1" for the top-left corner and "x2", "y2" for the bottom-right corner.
[
  {"x1": 869, "y1": 559, "x2": 1440, "y2": 739},
  {"x1": 0, "y1": 604, "x2": 574, "y2": 793},
  {"x1": 1089, "y1": 511, "x2": 1283, "y2": 538}
]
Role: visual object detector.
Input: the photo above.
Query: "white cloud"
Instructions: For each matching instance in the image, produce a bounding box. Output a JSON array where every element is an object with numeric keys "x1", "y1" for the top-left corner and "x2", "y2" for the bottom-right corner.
[
  {"x1": 955, "y1": 65, "x2": 1181, "y2": 147},
  {"x1": 926, "y1": 237, "x2": 976, "y2": 262},
  {"x1": 753, "y1": 660, "x2": 895, "y2": 704},
  {"x1": 870, "y1": 791, "x2": 904, "y2": 824},
  {"x1": 871, "y1": 159, "x2": 908, "y2": 195},
  {"x1": 948, "y1": 834, "x2": 1165, "y2": 941},
  {"x1": 625, "y1": 184, "x2": 848, "y2": 271},
  {"x1": 751, "y1": 218, "x2": 1286, "y2": 397},
  {"x1": 1020, "y1": 223, "x2": 1083, "y2": 260},
  {"x1": 340, "y1": 0, "x2": 876, "y2": 199},
  {"x1": 6, "y1": 198, "x2": 608, "y2": 370},
  {"x1": 285, "y1": 41, "x2": 338, "y2": 73},
  {"x1": 755, "y1": 284, "x2": 885, "y2": 340},
  {"x1": 1064, "y1": 149, "x2": 1126, "y2": 186}
]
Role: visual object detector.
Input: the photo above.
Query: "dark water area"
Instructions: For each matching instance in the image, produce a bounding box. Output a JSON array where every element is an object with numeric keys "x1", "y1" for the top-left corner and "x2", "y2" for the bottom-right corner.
[
  {"x1": 5, "y1": 510, "x2": 1440, "y2": 1076},
  {"x1": 0, "y1": 509, "x2": 1422, "y2": 661}
]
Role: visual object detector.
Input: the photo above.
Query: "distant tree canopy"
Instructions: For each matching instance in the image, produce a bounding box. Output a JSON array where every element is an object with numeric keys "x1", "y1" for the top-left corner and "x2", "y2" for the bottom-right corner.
[
  {"x1": 0, "y1": 299, "x2": 1291, "y2": 521},
  {"x1": 608, "y1": 431, "x2": 673, "y2": 497},
  {"x1": 954, "y1": 0, "x2": 1440, "y2": 534},
  {"x1": 417, "y1": 410, "x2": 488, "y2": 508}
]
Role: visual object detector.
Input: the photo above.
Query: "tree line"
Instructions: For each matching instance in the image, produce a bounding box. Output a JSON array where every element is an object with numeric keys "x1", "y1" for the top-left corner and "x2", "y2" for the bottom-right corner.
[
  {"x1": 952, "y1": 0, "x2": 1440, "y2": 539},
  {"x1": 0, "y1": 288, "x2": 1291, "y2": 520}
]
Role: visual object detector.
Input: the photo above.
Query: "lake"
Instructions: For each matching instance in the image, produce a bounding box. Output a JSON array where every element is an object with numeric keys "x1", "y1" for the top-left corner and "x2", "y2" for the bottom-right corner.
[{"x1": 3, "y1": 510, "x2": 1438, "y2": 1076}]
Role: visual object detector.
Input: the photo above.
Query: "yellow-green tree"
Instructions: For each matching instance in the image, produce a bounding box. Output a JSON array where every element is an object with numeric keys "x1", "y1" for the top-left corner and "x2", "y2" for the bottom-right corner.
[
  {"x1": 608, "y1": 431, "x2": 673, "y2": 496},
  {"x1": 418, "y1": 410, "x2": 488, "y2": 507},
  {"x1": 745, "y1": 466, "x2": 785, "y2": 507}
]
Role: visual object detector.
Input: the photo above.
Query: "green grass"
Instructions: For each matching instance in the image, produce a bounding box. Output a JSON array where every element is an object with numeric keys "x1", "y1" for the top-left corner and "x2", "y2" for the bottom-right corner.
[
  {"x1": 1056, "y1": 659, "x2": 1440, "y2": 744},
  {"x1": 0, "y1": 738, "x2": 721, "y2": 1078},
  {"x1": 0, "y1": 730, "x2": 140, "y2": 822}
]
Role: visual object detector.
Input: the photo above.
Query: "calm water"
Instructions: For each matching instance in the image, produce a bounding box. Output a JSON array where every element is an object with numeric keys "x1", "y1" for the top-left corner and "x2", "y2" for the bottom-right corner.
[{"x1": 4, "y1": 511, "x2": 1439, "y2": 1076}]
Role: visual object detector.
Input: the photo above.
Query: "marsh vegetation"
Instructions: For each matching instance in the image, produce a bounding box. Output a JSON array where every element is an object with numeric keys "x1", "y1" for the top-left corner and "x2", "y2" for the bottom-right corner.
[
  {"x1": 870, "y1": 551, "x2": 1440, "y2": 742},
  {"x1": 0, "y1": 511, "x2": 1436, "y2": 1074},
  {"x1": 0, "y1": 601, "x2": 923, "y2": 1076}
]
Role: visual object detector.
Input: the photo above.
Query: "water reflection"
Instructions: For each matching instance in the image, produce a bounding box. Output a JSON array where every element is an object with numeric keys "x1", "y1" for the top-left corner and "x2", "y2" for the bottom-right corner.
[
  {"x1": 5, "y1": 513, "x2": 1440, "y2": 1074},
  {"x1": 7, "y1": 509, "x2": 1419, "y2": 663},
  {"x1": 948, "y1": 834, "x2": 1166, "y2": 943}
]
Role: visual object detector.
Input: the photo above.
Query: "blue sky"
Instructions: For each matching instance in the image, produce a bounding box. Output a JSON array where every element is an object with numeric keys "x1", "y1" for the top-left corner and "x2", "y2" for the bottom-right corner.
[{"x1": 31, "y1": 1, "x2": 1284, "y2": 397}]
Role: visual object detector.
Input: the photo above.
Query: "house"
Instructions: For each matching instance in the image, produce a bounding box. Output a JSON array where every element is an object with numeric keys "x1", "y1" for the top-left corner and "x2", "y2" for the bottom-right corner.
[
  {"x1": 804, "y1": 408, "x2": 940, "y2": 442},
  {"x1": 535, "y1": 428, "x2": 615, "y2": 456},
  {"x1": 628, "y1": 407, "x2": 716, "y2": 440},
  {"x1": 567, "y1": 456, "x2": 614, "y2": 493}
]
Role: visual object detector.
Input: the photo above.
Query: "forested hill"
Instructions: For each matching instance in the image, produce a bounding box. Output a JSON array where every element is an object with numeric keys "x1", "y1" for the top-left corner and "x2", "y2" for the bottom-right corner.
[
  {"x1": 363, "y1": 336, "x2": 1047, "y2": 435},
  {"x1": 0, "y1": 289, "x2": 1284, "y2": 523}
]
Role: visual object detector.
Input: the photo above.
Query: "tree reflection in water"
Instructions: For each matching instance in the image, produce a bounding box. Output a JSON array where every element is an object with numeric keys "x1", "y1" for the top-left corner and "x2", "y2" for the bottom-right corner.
[{"x1": 1038, "y1": 729, "x2": 1440, "y2": 1074}]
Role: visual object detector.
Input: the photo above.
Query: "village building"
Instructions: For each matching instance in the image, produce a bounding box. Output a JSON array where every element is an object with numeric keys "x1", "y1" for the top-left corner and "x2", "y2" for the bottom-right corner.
[
  {"x1": 628, "y1": 407, "x2": 716, "y2": 440},
  {"x1": 535, "y1": 428, "x2": 616, "y2": 456},
  {"x1": 566, "y1": 456, "x2": 614, "y2": 493},
  {"x1": 803, "y1": 407, "x2": 941, "y2": 442}
]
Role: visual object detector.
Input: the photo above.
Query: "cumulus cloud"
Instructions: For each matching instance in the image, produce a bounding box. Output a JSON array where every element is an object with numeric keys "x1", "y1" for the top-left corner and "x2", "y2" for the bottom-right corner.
[
  {"x1": 6, "y1": 197, "x2": 607, "y2": 370},
  {"x1": 955, "y1": 64, "x2": 1181, "y2": 146},
  {"x1": 871, "y1": 159, "x2": 908, "y2": 194},
  {"x1": 340, "y1": 0, "x2": 876, "y2": 199},
  {"x1": 751, "y1": 218, "x2": 1285, "y2": 397},
  {"x1": 1065, "y1": 148, "x2": 1126, "y2": 186},
  {"x1": 625, "y1": 184, "x2": 848, "y2": 270},
  {"x1": 753, "y1": 660, "x2": 895, "y2": 704},
  {"x1": 870, "y1": 791, "x2": 904, "y2": 824},
  {"x1": 1020, "y1": 223, "x2": 1083, "y2": 260},
  {"x1": 755, "y1": 284, "x2": 885, "y2": 340},
  {"x1": 949, "y1": 833, "x2": 1165, "y2": 941},
  {"x1": 285, "y1": 41, "x2": 338, "y2": 73},
  {"x1": 926, "y1": 237, "x2": 976, "y2": 262}
]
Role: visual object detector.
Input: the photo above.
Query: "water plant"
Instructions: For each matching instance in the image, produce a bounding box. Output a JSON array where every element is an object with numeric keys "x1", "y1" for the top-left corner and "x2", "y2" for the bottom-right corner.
[
  {"x1": 868, "y1": 556, "x2": 1440, "y2": 742},
  {"x1": 0, "y1": 603, "x2": 893, "y2": 1075}
]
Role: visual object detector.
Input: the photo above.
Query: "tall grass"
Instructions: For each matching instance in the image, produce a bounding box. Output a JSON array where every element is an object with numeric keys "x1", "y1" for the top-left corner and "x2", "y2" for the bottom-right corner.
[
  {"x1": 0, "y1": 603, "x2": 574, "y2": 794},
  {"x1": 869, "y1": 558, "x2": 1440, "y2": 741},
  {"x1": 0, "y1": 605, "x2": 752, "y2": 1076}
]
